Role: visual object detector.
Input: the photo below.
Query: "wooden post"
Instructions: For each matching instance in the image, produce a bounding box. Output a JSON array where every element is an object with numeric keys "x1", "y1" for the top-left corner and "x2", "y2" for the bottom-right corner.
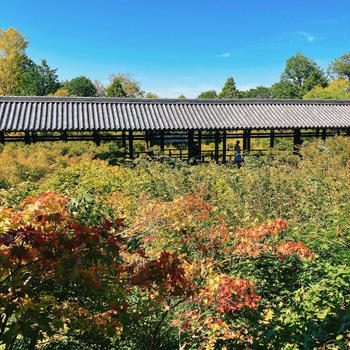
[
  {"x1": 150, "y1": 131, "x2": 154, "y2": 147},
  {"x1": 93, "y1": 131, "x2": 101, "y2": 146},
  {"x1": 315, "y1": 128, "x2": 320, "y2": 138},
  {"x1": 337, "y1": 129, "x2": 341, "y2": 136},
  {"x1": 243, "y1": 130, "x2": 247, "y2": 151},
  {"x1": 346, "y1": 128, "x2": 350, "y2": 137},
  {"x1": 0, "y1": 131, "x2": 5, "y2": 145},
  {"x1": 321, "y1": 128, "x2": 327, "y2": 141},
  {"x1": 198, "y1": 130, "x2": 202, "y2": 162},
  {"x1": 60, "y1": 130, "x2": 68, "y2": 142},
  {"x1": 160, "y1": 130, "x2": 165, "y2": 152},
  {"x1": 293, "y1": 129, "x2": 301, "y2": 154},
  {"x1": 222, "y1": 130, "x2": 227, "y2": 163},
  {"x1": 270, "y1": 129, "x2": 275, "y2": 148},
  {"x1": 188, "y1": 130, "x2": 194, "y2": 160},
  {"x1": 247, "y1": 130, "x2": 251, "y2": 152},
  {"x1": 122, "y1": 130, "x2": 126, "y2": 148},
  {"x1": 32, "y1": 132, "x2": 37, "y2": 143},
  {"x1": 214, "y1": 130, "x2": 220, "y2": 163},
  {"x1": 24, "y1": 131, "x2": 30, "y2": 145},
  {"x1": 128, "y1": 131, "x2": 134, "y2": 159}
]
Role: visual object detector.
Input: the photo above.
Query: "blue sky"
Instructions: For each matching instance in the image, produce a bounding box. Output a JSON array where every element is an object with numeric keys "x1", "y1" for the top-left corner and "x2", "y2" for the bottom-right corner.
[{"x1": 1, "y1": 0, "x2": 349, "y2": 97}]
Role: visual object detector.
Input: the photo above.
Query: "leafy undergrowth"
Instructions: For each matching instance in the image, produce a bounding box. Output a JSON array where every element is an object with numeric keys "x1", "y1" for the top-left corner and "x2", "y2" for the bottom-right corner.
[{"x1": 0, "y1": 137, "x2": 349, "y2": 349}]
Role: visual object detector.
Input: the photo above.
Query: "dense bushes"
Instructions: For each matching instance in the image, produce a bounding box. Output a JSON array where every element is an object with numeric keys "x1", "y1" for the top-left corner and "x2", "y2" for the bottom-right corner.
[{"x1": 0, "y1": 137, "x2": 349, "y2": 349}]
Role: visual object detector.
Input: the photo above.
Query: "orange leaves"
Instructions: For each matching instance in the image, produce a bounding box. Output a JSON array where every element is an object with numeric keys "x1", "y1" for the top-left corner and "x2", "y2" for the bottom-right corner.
[{"x1": 276, "y1": 241, "x2": 315, "y2": 259}]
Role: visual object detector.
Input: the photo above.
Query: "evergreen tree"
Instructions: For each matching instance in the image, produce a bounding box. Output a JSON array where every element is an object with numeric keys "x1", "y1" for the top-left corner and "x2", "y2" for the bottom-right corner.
[
  {"x1": 197, "y1": 90, "x2": 217, "y2": 99},
  {"x1": 67, "y1": 76, "x2": 97, "y2": 97},
  {"x1": 218, "y1": 77, "x2": 240, "y2": 98},
  {"x1": 327, "y1": 53, "x2": 350, "y2": 81},
  {"x1": 106, "y1": 78, "x2": 127, "y2": 97}
]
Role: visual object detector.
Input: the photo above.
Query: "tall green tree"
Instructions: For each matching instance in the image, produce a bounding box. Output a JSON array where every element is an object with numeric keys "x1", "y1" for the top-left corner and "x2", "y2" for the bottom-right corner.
[
  {"x1": 106, "y1": 78, "x2": 127, "y2": 97},
  {"x1": 67, "y1": 76, "x2": 97, "y2": 97},
  {"x1": 0, "y1": 27, "x2": 28, "y2": 95},
  {"x1": 197, "y1": 90, "x2": 217, "y2": 99},
  {"x1": 107, "y1": 73, "x2": 144, "y2": 98},
  {"x1": 18, "y1": 56, "x2": 61, "y2": 96},
  {"x1": 241, "y1": 86, "x2": 271, "y2": 99},
  {"x1": 303, "y1": 79, "x2": 350, "y2": 99},
  {"x1": 327, "y1": 53, "x2": 350, "y2": 81},
  {"x1": 218, "y1": 77, "x2": 240, "y2": 98},
  {"x1": 272, "y1": 52, "x2": 328, "y2": 99}
]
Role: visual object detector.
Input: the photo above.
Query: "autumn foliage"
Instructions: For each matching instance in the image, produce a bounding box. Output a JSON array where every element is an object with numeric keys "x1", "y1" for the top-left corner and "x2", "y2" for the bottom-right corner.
[{"x1": 0, "y1": 191, "x2": 316, "y2": 349}]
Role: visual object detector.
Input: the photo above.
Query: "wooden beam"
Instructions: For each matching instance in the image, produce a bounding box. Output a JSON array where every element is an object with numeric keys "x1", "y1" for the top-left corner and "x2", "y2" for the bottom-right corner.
[
  {"x1": 321, "y1": 128, "x2": 327, "y2": 140},
  {"x1": 32, "y1": 132, "x2": 37, "y2": 143},
  {"x1": 60, "y1": 131, "x2": 68, "y2": 142},
  {"x1": 24, "y1": 131, "x2": 31, "y2": 145},
  {"x1": 222, "y1": 130, "x2": 227, "y2": 163},
  {"x1": 0, "y1": 131, "x2": 4, "y2": 145},
  {"x1": 293, "y1": 129, "x2": 301, "y2": 154},
  {"x1": 214, "y1": 130, "x2": 220, "y2": 163},
  {"x1": 188, "y1": 130, "x2": 194, "y2": 160},
  {"x1": 270, "y1": 129, "x2": 275, "y2": 148},
  {"x1": 315, "y1": 128, "x2": 320, "y2": 138},
  {"x1": 160, "y1": 130, "x2": 165, "y2": 152},
  {"x1": 128, "y1": 131, "x2": 134, "y2": 159},
  {"x1": 93, "y1": 131, "x2": 101, "y2": 146}
]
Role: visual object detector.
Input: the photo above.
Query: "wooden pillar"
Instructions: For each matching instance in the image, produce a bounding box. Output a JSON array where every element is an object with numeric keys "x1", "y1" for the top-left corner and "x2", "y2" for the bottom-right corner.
[
  {"x1": 243, "y1": 130, "x2": 251, "y2": 153},
  {"x1": 188, "y1": 130, "x2": 194, "y2": 160},
  {"x1": 93, "y1": 131, "x2": 101, "y2": 146},
  {"x1": 32, "y1": 132, "x2": 37, "y2": 143},
  {"x1": 315, "y1": 128, "x2": 320, "y2": 138},
  {"x1": 0, "y1": 131, "x2": 4, "y2": 145},
  {"x1": 122, "y1": 130, "x2": 126, "y2": 148},
  {"x1": 128, "y1": 131, "x2": 134, "y2": 159},
  {"x1": 150, "y1": 131, "x2": 154, "y2": 147},
  {"x1": 321, "y1": 128, "x2": 327, "y2": 141},
  {"x1": 222, "y1": 130, "x2": 227, "y2": 163},
  {"x1": 346, "y1": 128, "x2": 350, "y2": 137},
  {"x1": 60, "y1": 130, "x2": 68, "y2": 142},
  {"x1": 24, "y1": 131, "x2": 30, "y2": 145},
  {"x1": 214, "y1": 130, "x2": 220, "y2": 163},
  {"x1": 270, "y1": 129, "x2": 275, "y2": 148},
  {"x1": 198, "y1": 130, "x2": 202, "y2": 162},
  {"x1": 293, "y1": 129, "x2": 301, "y2": 154},
  {"x1": 337, "y1": 129, "x2": 341, "y2": 136},
  {"x1": 160, "y1": 130, "x2": 165, "y2": 152}
]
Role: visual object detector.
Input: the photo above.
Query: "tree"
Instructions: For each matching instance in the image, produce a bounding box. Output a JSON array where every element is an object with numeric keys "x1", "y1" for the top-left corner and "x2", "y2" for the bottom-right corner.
[
  {"x1": 106, "y1": 78, "x2": 127, "y2": 97},
  {"x1": 303, "y1": 79, "x2": 350, "y2": 99},
  {"x1": 0, "y1": 27, "x2": 28, "y2": 95},
  {"x1": 94, "y1": 80, "x2": 107, "y2": 97},
  {"x1": 241, "y1": 86, "x2": 272, "y2": 99},
  {"x1": 107, "y1": 73, "x2": 144, "y2": 98},
  {"x1": 145, "y1": 92, "x2": 158, "y2": 98},
  {"x1": 272, "y1": 52, "x2": 328, "y2": 99},
  {"x1": 197, "y1": 90, "x2": 217, "y2": 99},
  {"x1": 218, "y1": 77, "x2": 240, "y2": 98},
  {"x1": 67, "y1": 76, "x2": 97, "y2": 97},
  {"x1": 327, "y1": 53, "x2": 350, "y2": 81},
  {"x1": 18, "y1": 56, "x2": 61, "y2": 96},
  {"x1": 178, "y1": 94, "x2": 186, "y2": 99}
]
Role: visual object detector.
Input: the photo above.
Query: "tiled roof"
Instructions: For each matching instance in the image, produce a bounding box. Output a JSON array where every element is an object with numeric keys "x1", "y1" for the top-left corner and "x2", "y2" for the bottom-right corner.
[{"x1": 0, "y1": 96, "x2": 349, "y2": 131}]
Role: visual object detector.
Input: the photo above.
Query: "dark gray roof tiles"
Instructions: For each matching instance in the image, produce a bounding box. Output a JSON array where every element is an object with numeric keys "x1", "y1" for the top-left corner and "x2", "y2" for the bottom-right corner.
[{"x1": 0, "y1": 96, "x2": 349, "y2": 131}]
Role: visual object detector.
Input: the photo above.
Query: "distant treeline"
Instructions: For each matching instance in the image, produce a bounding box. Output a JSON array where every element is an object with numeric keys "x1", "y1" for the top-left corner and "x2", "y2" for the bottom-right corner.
[{"x1": 0, "y1": 27, "x2": 349, "y2": 99}]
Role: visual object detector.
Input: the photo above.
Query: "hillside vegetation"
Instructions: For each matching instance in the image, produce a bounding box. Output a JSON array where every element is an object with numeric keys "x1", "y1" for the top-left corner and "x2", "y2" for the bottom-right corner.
[{"x1": 0, "y1": 137, "x2": 349, "y2": 350}]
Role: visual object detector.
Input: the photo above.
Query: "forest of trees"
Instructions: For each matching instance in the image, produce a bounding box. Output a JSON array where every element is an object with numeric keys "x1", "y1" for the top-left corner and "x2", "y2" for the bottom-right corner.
[{"x1": 1, "y1": 27, "x2": 349, "y2": 100}]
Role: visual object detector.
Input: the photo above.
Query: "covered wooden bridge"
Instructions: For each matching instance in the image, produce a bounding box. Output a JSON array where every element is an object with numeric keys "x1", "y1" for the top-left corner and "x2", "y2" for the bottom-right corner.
[{"x1": 0, "y1": 96, "x2": 349, "y2": 162}]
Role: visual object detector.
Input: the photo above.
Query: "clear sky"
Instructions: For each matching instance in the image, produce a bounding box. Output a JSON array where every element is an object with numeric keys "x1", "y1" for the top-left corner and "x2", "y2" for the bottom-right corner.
[{"x1": 1, "y1": 0, "x2": 349, "y2": 97}]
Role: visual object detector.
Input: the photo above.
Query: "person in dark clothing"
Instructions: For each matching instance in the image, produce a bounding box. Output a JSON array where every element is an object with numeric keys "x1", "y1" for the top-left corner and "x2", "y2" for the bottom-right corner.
[{"x1": 234, "y1": 141, "x2": 243, "y2": 168}]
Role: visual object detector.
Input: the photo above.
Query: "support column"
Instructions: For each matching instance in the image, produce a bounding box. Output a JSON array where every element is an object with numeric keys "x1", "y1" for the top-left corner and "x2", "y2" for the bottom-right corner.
[
  {"x1": 321, "y1": 128, "x2": 327, "y2": 141},
  {"x1": 32, "y1": 132, "x2": 37, "y2": 143},
  {"x1": 160, "y1": 130, "x2": 165, "y2": 152},
  {"x1": 214, "y1": 130, "x2": 220, "y2": 163},
  {"x1": 315, "y1": 128, "x2": 320, "y2": 138},
  {"x1": 222, "y1": 130, "x2": 227, "y2": 163},
  {"x1": 293, "y1": 129, "x2": 301, "y2": 154},
  {"x1": 24, "y1": 131, "x2": 30, "y2": 145},
  {"x1": 128, "y1": 131, "x2": 134, "y2": 159},
  {"x1": 60, "y1": 130, "x2": 68, "y2": 142},
  {"x1": 337, "y1": 129, "x2": 341, "y2": 136},
  {"x1": 243, "y1": 130, "x2": 251, "y2": 153},
  {"x1": 93, "y1": 131, "x2": 101, "y2": 146},
  {"x1": 270, "y1": 129, "x2": 275, "y2": 148},
  {"x1": 0, "y1": 131, "x2": 4, "y2": 145},
  {"x1": 198, "y1": 130, "x2": 202, "y2": 162},
  {"x1": 188, "y1": 130, "x2": 194, "y2": 160},
  {"x1": 122, "y1": 130, "x2": 126, "y2": 148},
  {"x1": 346, "y1": 128, "x2": 350, "y2": 137}
]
